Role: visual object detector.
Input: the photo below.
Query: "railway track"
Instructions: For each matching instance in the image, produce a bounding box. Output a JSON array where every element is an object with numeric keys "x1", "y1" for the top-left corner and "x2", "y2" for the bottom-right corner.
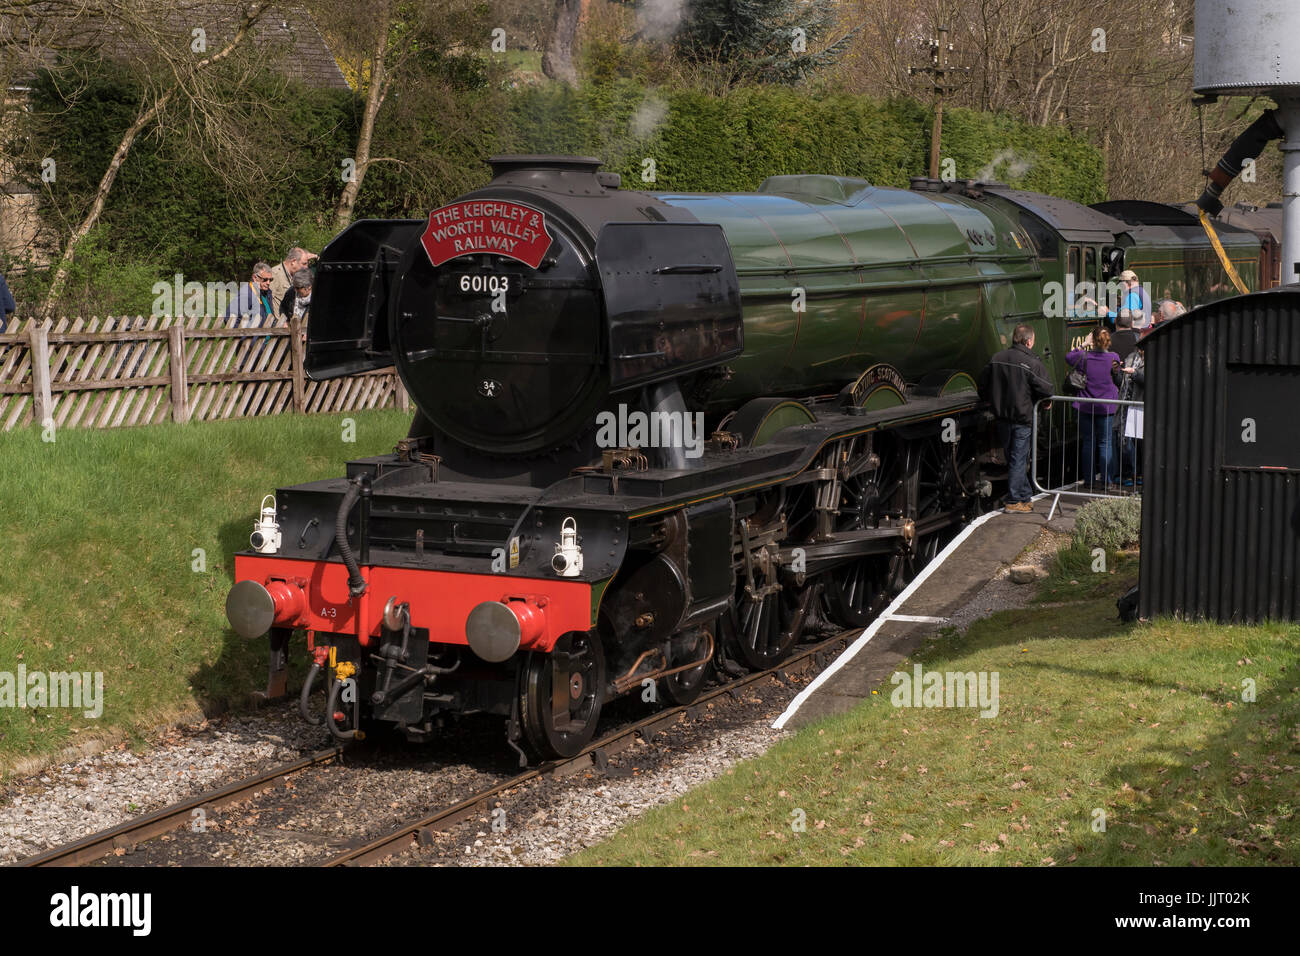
[
  {"x1": 14, "y1": 630, "x2": 850, "y2": 869},
  {"x1": 14, "y1": 746, "x2": 347, "y2": 867}
]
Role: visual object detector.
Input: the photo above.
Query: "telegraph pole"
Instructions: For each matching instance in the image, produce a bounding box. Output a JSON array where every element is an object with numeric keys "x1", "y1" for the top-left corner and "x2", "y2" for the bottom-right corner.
[{"x1": 910, "y1": 26, "x2": 959, "y2": 179}]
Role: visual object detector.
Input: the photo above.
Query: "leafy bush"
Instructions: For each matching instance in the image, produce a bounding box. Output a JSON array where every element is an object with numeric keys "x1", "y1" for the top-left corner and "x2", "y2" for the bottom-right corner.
[{"x1": 1072, "y1": 497, "x2": 1143, "y2": 552}]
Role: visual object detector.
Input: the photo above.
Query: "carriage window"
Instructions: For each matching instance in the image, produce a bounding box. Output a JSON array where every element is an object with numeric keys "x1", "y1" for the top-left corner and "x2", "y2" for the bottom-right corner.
[
  {"x1": 1101, "y1": 246, "x2": 1121, "y2": 281},
  {"x1": 1085, "y1": 246, "x2": 1097, "y2": 283}
]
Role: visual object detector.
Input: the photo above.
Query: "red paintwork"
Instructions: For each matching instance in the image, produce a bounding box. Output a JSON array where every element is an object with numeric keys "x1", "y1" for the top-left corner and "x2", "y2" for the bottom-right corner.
[
  {"x1": 233, "y1": 554, "x2": 593, "y2": 653},
  {"x1": 420, "y1": 200, "x2": 552, "y2": 269},
  {"x1": 504, "y1": 597, "x2": 546, "y2": 646},
  {"x1": 266, "y1": 579, "x2": 308, "y2": 628}
]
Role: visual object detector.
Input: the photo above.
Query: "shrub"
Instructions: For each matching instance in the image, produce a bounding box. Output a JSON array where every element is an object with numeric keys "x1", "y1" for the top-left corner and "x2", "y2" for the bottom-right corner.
[{"x1": 1072, "y1": 497, "x2": 1142, "y2": 552}]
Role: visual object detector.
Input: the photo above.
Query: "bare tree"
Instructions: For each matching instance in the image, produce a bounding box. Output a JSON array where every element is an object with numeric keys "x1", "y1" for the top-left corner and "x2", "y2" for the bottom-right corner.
[
  {"x1": 318, "y1": 0, "x2": 504, "y2": 230},
  {"x1": 35, "y1": 1, "x2": 270, "y2": 319},
  {"x1": 834, "y1": 0, "x2": 1265, "y2": 205},
  {"x1": 330, "y1": 0, "x2": 390, "y2": 230}
]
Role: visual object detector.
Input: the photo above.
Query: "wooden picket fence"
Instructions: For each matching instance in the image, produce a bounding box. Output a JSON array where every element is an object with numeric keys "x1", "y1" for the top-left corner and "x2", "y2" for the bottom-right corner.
[{"x1": 0, "y1": 315, "x2": 409, "y2": 432}]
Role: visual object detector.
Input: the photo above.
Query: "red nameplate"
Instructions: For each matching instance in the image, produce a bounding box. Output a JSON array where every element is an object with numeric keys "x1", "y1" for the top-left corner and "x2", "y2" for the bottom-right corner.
[{"x1": 420, "y1": 199, "x2": 552, "y2": 269}]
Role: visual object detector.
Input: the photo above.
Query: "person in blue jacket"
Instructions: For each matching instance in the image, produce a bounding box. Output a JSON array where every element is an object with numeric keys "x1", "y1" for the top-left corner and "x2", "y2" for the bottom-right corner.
[{"x1": 0, "y1": 271, "x2": 15, "y2": 333}]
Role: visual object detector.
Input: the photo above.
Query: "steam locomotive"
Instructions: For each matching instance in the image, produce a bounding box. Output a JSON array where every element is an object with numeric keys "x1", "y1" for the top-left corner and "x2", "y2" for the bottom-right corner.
[{"x1": 225, "y1": 155, "x2": 1263, "y2": 761}]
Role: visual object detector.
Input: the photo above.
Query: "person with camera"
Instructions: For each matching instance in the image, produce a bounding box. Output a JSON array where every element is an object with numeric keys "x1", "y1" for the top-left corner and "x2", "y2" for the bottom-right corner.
[{"x1": 1066, "y1": 328, "x2": 1123, "y2": 492}]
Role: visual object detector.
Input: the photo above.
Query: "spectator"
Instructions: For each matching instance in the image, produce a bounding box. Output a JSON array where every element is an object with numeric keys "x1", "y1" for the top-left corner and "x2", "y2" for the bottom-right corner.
[
  {"x1": 281, "y1": 268, "x2": 312, "y2": 323},
  {"x1": 1141, "y1": 299, "x2": 1186, "y2": 340},
  {"x1": 978, "y1": 324, "x2": 1055, "y2": 514},
  {"x1": 225, "y1": 261, "x2": 276, "y2": 327},
  {"x1": 0, "y1": 270, "x2": 14, "y2": 333},
  {"x1": 1117, "y1": 270, "x2": 1151, "y2": 328},
  {"x1": 271, "y1": 246, "x2": 317, "y2": 322},
  {"x1": 1066, "y1": 328, "x2": 1122, "y2": 491},
  {"x1": 225, "y1": 261, "x2": 276, "y2": 372},
  {"x1": 1111, "y1": 310, "x2": 1139, "y2": 364},
  {"x1": 1117, "y1": 344, "x2": 1145, "y2": 487}
]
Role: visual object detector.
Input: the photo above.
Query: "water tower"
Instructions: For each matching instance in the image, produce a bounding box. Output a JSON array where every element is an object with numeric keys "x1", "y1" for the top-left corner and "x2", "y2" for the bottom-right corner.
[
  {"x1": 1134, "y1": 2, "x2": 1300, "y2": 626},
  {"x1": 1194, "y1": 0, "x2": 1300, "y2": 281}
]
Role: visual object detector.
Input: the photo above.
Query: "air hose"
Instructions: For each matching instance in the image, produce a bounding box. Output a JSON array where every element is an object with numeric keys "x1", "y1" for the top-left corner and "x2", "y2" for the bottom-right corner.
[
  {"x1": 299, "y1": 661, "x2": 323, "y2": 725},
  {"x1": 335, "y1": 479, "x2": 367, "y2": 596}
]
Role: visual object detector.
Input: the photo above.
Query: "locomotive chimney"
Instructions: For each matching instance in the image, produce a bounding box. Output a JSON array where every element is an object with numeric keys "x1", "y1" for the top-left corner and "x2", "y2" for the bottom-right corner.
[
  {"x1": 1194, "y1": 0, "x2": 1300, "y2": 281},
  {"x1": 486, "y1": 155, "x2": 614, "y2": 195}
]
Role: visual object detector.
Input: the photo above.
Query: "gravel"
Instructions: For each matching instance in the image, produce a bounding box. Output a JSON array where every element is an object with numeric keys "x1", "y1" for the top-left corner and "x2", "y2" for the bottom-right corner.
[
  {"x1": 0, "y1": 709, "x2": 320, "y2": 863},
  {"x1": 943, "y1": 527, "x2": 1071, "y2": 634},
  {"x1": 392, "y1": 698, "x2": 790, "y2": 866}
]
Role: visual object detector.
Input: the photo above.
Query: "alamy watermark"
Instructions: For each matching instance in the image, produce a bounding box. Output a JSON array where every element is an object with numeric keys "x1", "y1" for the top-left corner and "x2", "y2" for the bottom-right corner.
[
  {"x1": 595, "y1": 403, "x2": 706, "y2": 459},
  {"x1": 890, "y1": 664, "x2": 999, "y2": 718},
  {"x1": 151, "y1": 273, "x2": 240, "y2": 319},
  {"x1": 1042, "y1": 275, "x2": 1154, "y2": 318},
  {"x1": 50, "y1": 886, "x2": 150, "y2": 936},
  {"x1": 0, "y1": 666, "x2": 103, "y2": 718}
]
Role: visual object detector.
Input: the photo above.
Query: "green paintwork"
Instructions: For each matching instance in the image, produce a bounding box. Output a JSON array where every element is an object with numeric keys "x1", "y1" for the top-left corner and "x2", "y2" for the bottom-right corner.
[
  {"x1": 743, "y1": 399, "x2": 818, "y2": 447},
  {"x1": 859, "y1": 383, "x2": 907, "y2": 411},
  {"x1": 654, "y1": 178, "x2": 1265, "y2": 403},
  {"x1": 1122, "y1": 237, "x2": 1260, "y2": 307},
  {"x1": 938, "y1": 371, "x2": 978, "y2": 395},
  {"x1": 654, "y1": 178, "x2": 1043, "y2": 406},
  {"x1": 589, "y1": 576, "x2": 611, "y2": 627}
]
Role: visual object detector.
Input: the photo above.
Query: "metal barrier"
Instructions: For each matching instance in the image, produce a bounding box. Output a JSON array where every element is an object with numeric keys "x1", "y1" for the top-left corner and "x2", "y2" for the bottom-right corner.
[{"x1": 1031, "y1": 394, "x2": 1143, "y2": 520}]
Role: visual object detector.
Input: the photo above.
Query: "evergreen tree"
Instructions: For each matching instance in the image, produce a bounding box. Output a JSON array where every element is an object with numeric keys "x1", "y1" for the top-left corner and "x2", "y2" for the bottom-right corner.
[{"x1": 671, "y1": 0, "x2": 853, "y2": 85}]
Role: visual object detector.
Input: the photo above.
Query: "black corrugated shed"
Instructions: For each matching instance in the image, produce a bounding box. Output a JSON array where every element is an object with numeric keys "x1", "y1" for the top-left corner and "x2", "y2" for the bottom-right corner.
[{"x1": 1139, "y1": 287, "x2": 1300, "y2": 622}]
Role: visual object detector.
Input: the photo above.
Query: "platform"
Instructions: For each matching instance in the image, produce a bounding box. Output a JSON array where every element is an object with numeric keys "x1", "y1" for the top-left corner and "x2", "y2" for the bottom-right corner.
[{"x1": 775, "y1": 496, "x2": 1081, "y2": 730}]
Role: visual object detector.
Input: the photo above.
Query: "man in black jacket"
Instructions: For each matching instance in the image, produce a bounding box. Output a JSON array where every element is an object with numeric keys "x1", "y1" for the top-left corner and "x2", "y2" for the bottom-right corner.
[{"x1": 978, "y1": 325, "x2": 1055, "y2": 513}]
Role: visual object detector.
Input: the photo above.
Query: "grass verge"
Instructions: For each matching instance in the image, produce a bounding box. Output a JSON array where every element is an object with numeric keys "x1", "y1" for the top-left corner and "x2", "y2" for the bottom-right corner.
[
  {"x1": 570, "y1": 554, "x2": 1300, "y2": 866},
  {"x1": 0, "y1": 410, "x2": 409, "y2": 773}
]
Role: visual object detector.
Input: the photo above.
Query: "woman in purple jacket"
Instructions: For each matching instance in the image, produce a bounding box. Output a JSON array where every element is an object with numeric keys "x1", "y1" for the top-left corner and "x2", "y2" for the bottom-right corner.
[{"x1": 1067, "y1": 329, "x2": 1122, "y2": 491}]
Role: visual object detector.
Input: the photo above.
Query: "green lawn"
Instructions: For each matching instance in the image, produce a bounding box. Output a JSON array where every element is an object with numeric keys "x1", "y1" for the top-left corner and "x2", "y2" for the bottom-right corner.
[
  {"x1": 500, "y1": 49, "x2": 543, "y2": 73},
  {"x1": 0, "y1": 410, "x2": 410, "y2": 772},
  {"x1": 570, "y1": 553, "x2": 1300, "y2": 866}
]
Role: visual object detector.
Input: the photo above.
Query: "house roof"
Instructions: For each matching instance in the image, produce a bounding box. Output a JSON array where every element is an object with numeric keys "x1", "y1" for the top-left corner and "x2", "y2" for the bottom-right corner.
[{"x1": 2, "y1": 3, "x2": 348, "y2": 92}]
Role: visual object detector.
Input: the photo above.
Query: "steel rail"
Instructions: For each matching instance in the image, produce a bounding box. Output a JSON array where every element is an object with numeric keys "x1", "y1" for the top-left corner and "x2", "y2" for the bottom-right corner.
[
  {"x1": 319, "y1": 630, "x2": 853, "y2": 867},
  {"x1": 14, "y1": 745, "x2": 346, "y2": 868}
]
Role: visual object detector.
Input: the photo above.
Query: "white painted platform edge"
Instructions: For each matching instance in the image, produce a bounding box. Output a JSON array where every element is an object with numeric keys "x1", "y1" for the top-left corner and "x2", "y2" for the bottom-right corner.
[{"x1": 771, "y1": 494, "x2": 1047, "y2": 731}]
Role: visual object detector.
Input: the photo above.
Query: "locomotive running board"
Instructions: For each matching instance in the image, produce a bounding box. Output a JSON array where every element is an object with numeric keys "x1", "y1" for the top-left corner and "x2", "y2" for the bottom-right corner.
[{"x1": 563, "y1": 391, "x2": 982, "y2": 519}]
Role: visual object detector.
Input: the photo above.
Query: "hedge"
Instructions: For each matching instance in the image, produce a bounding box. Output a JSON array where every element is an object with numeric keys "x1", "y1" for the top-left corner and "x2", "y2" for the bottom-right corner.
[{"x1": 503, "y1": 81, "x2": 1106, "y2": 200}]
